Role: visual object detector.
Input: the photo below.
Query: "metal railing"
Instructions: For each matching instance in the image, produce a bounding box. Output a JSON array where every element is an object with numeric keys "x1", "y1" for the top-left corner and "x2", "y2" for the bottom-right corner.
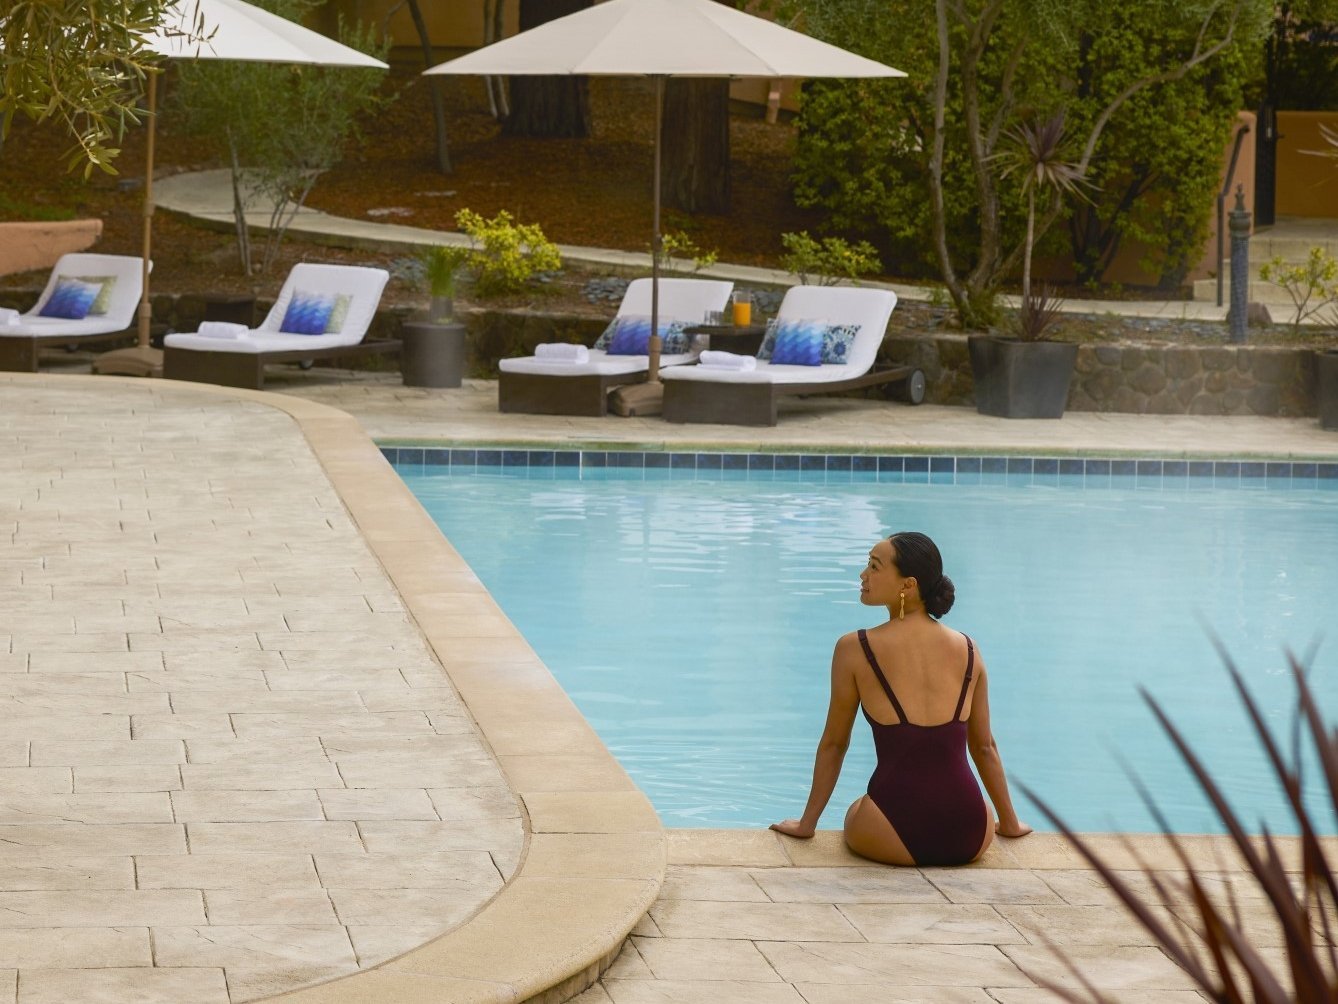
[{"x1": 1216, "y1": 123, "x2": 1253, "y2": 307}]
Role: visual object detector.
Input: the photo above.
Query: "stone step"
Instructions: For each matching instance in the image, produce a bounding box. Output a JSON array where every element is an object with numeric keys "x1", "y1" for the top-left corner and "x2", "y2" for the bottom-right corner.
[{"x1": 1249, "y1": 233, "x2": 1338, "y2": 261}]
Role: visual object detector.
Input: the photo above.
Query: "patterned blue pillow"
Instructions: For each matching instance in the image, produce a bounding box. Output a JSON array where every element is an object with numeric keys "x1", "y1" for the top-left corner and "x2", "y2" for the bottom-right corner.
[
  {"x1": 605, "y1": 316, "x2": 691, "y2": 356},
  {"x1": 821, "y1": 323, "x2": 860, "y2": 364},
  {"x1": 755, "y1": 317, "x2": 780, "y2": 360},
  {"x1": 279, "y1": 291, "x2": 336, "y2": 335},
  {"x1": 39, "y1": 277, "x2": 101, "y2": 320},
  {"x1": 593, "y1": 317, "x2": 618, "y2": 351}
]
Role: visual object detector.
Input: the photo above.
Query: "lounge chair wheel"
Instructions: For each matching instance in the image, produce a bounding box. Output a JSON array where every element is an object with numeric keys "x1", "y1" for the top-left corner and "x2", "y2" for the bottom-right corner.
[
  {"x1": 890, "y1": 368, "x2": 926, "y2": 405},
  {"x1": 298, "y1": 359, "x2": 314, "y2": 370}
]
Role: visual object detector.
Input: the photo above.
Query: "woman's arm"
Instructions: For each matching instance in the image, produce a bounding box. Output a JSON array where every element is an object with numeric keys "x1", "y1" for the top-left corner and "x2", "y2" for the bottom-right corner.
[
  {"x1": 771, "y1": 635, "x2": 860, "y2": 838},
  {"x1": 966, "y1": 659, "x2": 1032, "y2": 838}
]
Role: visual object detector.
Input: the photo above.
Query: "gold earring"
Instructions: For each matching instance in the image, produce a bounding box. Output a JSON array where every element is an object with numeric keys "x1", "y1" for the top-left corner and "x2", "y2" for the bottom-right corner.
[{"x1": 898, "y1": 590, "x2": 905, "y2": 620}]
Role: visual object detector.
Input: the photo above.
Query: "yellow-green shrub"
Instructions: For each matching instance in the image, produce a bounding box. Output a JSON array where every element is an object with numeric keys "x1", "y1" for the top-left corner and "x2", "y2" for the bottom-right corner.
[{"x1": 455, "y1": 209, "x2": 562, "y2": 297}]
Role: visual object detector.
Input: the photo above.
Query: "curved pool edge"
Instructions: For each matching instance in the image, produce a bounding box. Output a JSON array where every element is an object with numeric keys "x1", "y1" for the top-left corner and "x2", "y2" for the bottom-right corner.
[{"x1": 26, "y1": 373, "x2": 666, "y2": 1004}]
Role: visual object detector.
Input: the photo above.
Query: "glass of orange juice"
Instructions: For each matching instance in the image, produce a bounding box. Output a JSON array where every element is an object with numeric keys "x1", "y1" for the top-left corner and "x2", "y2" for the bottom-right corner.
[{"x1": 731, "y1": 290, "x2": 752, "y2": 326}]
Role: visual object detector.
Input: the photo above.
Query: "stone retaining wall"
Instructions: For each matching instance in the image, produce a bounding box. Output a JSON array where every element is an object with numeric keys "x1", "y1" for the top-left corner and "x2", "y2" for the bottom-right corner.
[{"x1": 878, "y1": 333, "x2": 1322, "y2": 417}]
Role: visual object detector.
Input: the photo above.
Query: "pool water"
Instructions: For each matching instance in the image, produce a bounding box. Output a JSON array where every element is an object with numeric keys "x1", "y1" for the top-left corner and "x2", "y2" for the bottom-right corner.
[{"x1": 397, "y1": 460, "x2": 1337, "y2": 834}]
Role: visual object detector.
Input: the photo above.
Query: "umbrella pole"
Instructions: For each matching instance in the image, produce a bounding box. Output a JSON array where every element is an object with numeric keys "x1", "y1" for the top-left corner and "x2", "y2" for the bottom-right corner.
[
  {"x1": 610, "y1": 75, "x2": 667, "y2": 418},
  {"x1": 94, "y1": 67, "x2": 164, "y2": 378},
  {"x1": 138, "y1": 68, "x2": 158, "y2": 352},
  {"x1": 647, "y1": 74, "x2": 664, "y2": 383}
]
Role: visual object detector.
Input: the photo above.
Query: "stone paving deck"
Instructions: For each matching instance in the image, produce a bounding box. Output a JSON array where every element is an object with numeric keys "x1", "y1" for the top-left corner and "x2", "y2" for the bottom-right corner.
[{"x1": 3, "y1": 369, "x2": 1334, "y2": 1003}]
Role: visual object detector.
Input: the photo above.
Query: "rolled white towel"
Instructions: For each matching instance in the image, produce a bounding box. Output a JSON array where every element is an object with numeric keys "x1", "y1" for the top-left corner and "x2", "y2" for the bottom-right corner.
[
  {"x1": 535, "y1": 342, "x2": 589, "y2": 363},
  {"x1": 197, "y1": 321, "x2": 250, "y2": 339},
  {"x1": 699, "y1": 350, "x2": 757, "y2": 371},
  {"x1": 0, "y1": 308, "x2": 20, "y2": 325}
]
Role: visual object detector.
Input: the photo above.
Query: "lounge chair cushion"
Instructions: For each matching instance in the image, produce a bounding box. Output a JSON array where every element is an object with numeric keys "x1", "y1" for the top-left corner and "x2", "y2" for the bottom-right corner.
[
  {"x1": 280, "y1": 291, "x2": 338, "y2": 334},
  {"x1": 39, "y1": 277, "x2": 101, "y2": 320}
]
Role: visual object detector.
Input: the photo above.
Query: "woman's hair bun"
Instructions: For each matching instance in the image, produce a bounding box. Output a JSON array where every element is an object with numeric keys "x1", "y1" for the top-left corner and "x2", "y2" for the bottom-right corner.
[{"x1": 924, "y1": 574, "x2": 955, "y2": 618}]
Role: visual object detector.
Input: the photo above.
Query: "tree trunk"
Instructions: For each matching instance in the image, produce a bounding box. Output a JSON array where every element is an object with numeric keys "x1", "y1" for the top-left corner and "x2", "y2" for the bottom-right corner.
[
  {"x1": 502, "y1": 0, "x2": 591, "y2": 137},
  {"x1": 662, "y1": 78, "x2": 731, "y2": 214},
  {"x1": 405, "y1": 0, "x2": 451, "y2": 173}
]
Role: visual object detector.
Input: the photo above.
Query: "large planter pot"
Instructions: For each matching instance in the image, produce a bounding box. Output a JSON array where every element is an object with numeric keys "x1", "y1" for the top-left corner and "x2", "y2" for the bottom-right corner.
[
  {"x1": 402, "y1": 319, "x2": 467, "y2": 388},
  {"x1": 967, "y1": 335, "x2": 1078, "y2": 419},
  {"x1": 1318, "y1": 349, "x2": 1338, "y2": 431}
]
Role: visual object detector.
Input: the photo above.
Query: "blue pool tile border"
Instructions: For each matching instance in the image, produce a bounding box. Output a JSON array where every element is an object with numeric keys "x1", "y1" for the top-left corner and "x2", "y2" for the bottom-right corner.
[{"x1": 381, "y1": 446, "x2": 1338, "y2": 487}]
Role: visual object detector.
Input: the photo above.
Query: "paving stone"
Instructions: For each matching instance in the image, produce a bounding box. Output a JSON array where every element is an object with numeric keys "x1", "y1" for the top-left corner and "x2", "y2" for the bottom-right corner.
[
  {"x1": 204, "y1": 889, "x2": 339, "y2": 925},
  {"x1": 316, "y1": 788, "x2": 438, "y2": 821},
  {"x1": 632, "y1": 937, "x2": 780, "y2": 982},
  {"x1": 184, "y1": 822, "x2": 365, "y2": 855},
  {"x1": 648, "y1": 900, "x2": 862, "y2": 942},
  {"x1": 926, "y1": 869, "x2": 1066, "y2": 905},
  {"x1": 171, "y1": 790, "x2": 325, "y2": 823},
  {"x1": 0, "y1": 890, "x2": 203, "y2": 927},
  {"x1": 1000, "y1": 944, "x2": 1200, "y2": 992},
  {"x1": 16, "y1": 966, "x2": 228, "y2": 1004},
  {"x1": 136, "y1": 853, "x2": 321, "y2": 891},
  {"x1": 757, "y1": 941, "x2": 1034, "y2": 987},
  {"x1": 153, "y1": 925, "x2": 358, "y2": 968},
  {"x1": 345, "y1": 925, "x2": 449, "y2": 966},
  {"x1": 751, "y1": 866, "x2": 945, "y2": 904},
  {"x1": 659, "y1": 866, "x2": 769, "y2": 903},
  {"x1": 72, "y1": 766, "x2": 182, "y2": 793},
  {"x1": 312, "y1": 851, "x2": 499, "y2": 889},
  {"x1": 31, "y1": 740, "x2": 184, "y2": 766},
  {"x1": 602, "y1": 979, "x2": 805, "y2": 1003},
  {"x1": 840, "y1": 903, "x2": 1026, "y2": 944},
  {"x1": 0, "y1": 926, "x2": 150, "y2": 968}
]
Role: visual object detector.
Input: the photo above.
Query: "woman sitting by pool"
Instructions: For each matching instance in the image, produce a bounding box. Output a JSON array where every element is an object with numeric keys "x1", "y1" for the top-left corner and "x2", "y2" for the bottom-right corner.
[{"x1": 772, "y1": 531, "x2": 1031, "y2": 865}]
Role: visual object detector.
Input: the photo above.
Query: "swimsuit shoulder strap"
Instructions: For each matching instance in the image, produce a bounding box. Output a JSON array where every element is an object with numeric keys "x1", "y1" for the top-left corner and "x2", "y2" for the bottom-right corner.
[
  {"x1": 857, "y1": 628, "x2": 907, "y2": 724},
  {"x1": 952, "y1": 634, "x2": 976, "y2": 721}
]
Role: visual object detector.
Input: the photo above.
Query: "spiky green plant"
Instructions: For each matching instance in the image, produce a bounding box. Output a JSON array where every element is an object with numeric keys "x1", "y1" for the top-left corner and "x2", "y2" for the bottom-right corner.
[
  {"x1": 1025, "y1": 645, "x2": 1337, "y2": 1002},
  {"x1": 995, "y1": 113, "x2": 1091, "y2": 311}
]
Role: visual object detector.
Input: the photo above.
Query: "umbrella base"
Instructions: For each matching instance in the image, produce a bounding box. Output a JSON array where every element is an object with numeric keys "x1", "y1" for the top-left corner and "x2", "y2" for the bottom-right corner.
[
  {"x1": 93, "y1": 345, "x2": 164, "y2": 379},
  {"x1": 609, "y1": 380, "x2": 663, "y2": 417}
]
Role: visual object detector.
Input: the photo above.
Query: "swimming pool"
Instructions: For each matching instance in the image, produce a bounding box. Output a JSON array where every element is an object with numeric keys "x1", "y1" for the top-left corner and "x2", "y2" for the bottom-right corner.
[{"x1": 393, "y1": 448, "x2": 1337, "y2": 834}]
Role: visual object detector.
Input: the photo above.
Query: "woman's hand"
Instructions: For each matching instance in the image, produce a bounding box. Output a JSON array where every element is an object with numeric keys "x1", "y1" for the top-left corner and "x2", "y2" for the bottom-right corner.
[
  {"x1": 996, "y1": 820, "x2": 1033, "y2": 838},
  {"x1": 770, "y1": 819, "x2": 816, "y2": 839}
]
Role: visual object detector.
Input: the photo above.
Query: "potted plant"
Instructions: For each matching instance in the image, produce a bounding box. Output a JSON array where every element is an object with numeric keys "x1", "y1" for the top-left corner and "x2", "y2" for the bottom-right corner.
[
  {"x1": 1318, "y1": 345, "x2": 1338, "y2": 430},
  {"x1": 968, "y1": 113, "x2": 1087, "y2": 419},
  {"x1": 402, "y1": 243, "x2": 471, "y2": 388}
]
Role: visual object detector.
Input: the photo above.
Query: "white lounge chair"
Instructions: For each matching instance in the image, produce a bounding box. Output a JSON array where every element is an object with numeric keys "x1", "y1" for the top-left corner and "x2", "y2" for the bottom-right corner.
[
  {"x1": 0, "y1": 253, "x2": 148, "y2": 372},
  {"x1": 163, "y1": 263, "x2": 393, "y2": 389},
  {"x1": 498, "y1": 277, "x2": 733, "y2": 416},
  {"x1": 661, "y1": 285, "x2": 923, "y2": 426}
]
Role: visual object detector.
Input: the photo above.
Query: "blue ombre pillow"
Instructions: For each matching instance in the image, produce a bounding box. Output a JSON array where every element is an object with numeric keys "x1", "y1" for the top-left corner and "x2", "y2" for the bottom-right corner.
[
  {"x1": 39, "y1": 277, "x2": 101, "y2": 320},
  {"x1": 279, "y1": 291, "x2": 336, "y2": 335},
  {"x1": 765, "y1": 319, "x2": 825, "y2": 366},
  {"x1": 604, "y1": 315, "x2": 691, "y2": 356}
]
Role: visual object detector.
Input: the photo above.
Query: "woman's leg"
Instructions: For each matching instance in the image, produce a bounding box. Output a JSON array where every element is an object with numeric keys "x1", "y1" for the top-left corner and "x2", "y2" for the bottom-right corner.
[{"x1": 842, "y1": 795, "x2": 916, "y2": 866}]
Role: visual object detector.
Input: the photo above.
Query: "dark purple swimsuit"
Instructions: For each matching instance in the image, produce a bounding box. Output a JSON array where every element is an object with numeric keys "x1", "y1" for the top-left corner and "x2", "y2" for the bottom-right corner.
[{"x1": 857, "y1": 629, "x2": 988, "y2": 866}]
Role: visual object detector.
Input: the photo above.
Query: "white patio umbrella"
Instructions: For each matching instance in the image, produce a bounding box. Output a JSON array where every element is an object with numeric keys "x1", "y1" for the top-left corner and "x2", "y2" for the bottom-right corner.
[
  {"x1": 95, "y1": 0, "x2": 388, "y2": 378},
  {"x1": 425, "y1": 0, "x2": 904, "y2": 412}
]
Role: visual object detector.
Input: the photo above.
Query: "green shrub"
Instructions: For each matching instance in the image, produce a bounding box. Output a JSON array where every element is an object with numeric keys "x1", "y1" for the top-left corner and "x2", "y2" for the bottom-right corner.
[
  {"x1": 658, "y1": 231, "x2": 718, "y2": 272},
  {"x1": 1259, "y1": 246, "x2": 1338, "y2": 333},
  {"x1": 455, "y1": 208, "x2": 562, "y2": 297},
  {"x1": 779, "y1": 231, "x2": 882, "y2": 287}
]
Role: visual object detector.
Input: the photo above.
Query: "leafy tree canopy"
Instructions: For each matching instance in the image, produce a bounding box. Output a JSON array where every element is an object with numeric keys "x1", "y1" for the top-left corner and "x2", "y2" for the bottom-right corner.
[
  {"x1": 790, "y1": 0, "x2": 1271, "y2": 319},
  {"x1": 0, "y1": 0, "x2": 178, "y2": 175}
]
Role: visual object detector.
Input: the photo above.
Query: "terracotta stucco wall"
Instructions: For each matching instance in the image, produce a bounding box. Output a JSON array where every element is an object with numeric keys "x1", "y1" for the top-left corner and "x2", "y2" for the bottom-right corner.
[{"x1": 1275, "y1": 110, "x2": 1338, "y2": 218}]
